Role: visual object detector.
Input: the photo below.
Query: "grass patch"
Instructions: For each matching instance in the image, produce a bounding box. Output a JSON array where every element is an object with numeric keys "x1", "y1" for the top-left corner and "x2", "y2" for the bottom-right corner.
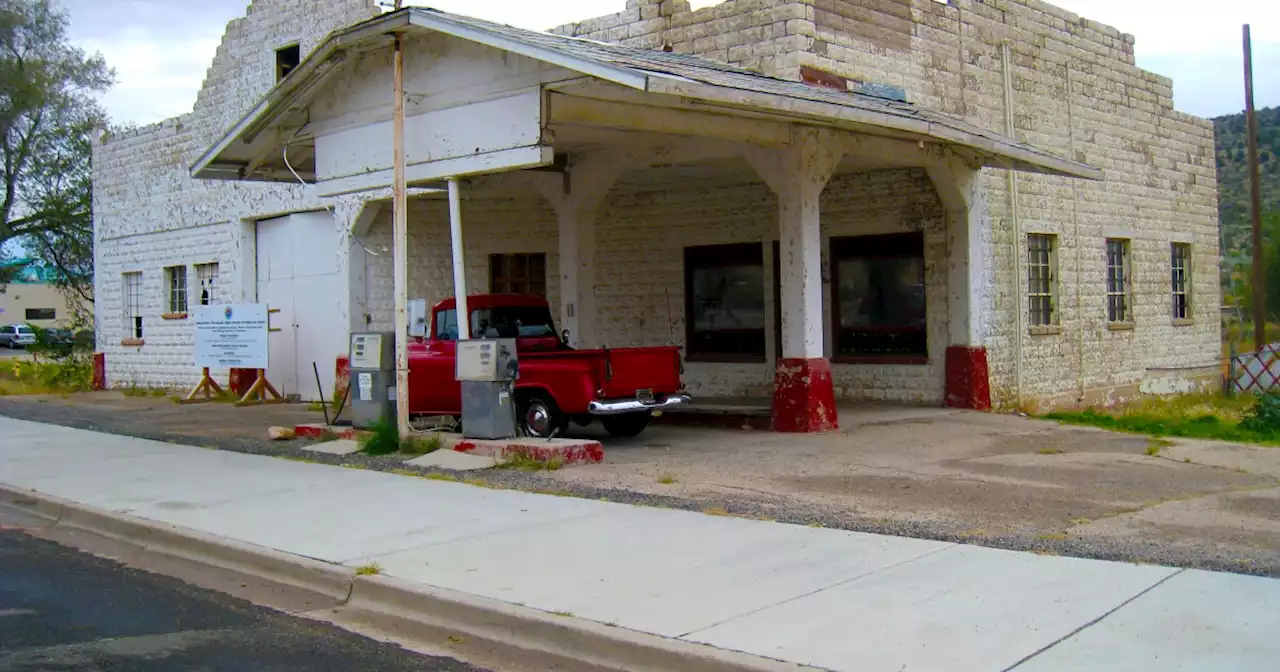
[
  {"x1": 425, "y1": 473, "x2": 461, "y2": 483},
  {"x1": 0, "y1": 358, "x2": 92, "y2": 395},
  {"x1": 1036, "y1": 448, "x2": 1064, "y2": 455},
  {"x1": 1043, "y1": 392, "x2": 1280, "y2": 446},
  {"x1": 399, "y1": 432, "x2": 442, "y2": 456},
  {"x1": 499, "y1": 452, "x2": 565, "y2": 471},
  {"x1": 657, "y1": 474, "x2": 677, "y2": 484},
  {"x1": 354, "y1": 562, "x2": 382, "y2": 576},
  {"x1": 702, "y1": 506, "x2": 730, "y2": 517},
  {"x1": 306, "y1": 401, "x2": 327, "y2": 412}
]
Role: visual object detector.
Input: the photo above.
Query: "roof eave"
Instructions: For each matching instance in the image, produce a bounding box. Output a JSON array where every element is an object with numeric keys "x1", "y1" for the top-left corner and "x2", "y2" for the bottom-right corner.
[{"x1": 645, "y1": 77, "x2": 1103, "y2": 181}]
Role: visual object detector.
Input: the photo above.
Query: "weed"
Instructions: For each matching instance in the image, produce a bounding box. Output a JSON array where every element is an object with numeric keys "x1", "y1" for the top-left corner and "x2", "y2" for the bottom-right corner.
[
  {"x1": 1036, "y1": 448, "x2": 1064, "y2": 455},
  {"x1": 657, "y1": 474, "x2": 677, "y2": 484},
  {"x1": 1184, "y1": 457, "x2": 1193, "y2": 463},
  {"x1": 120, "y1": 386, "x2": 151, "y2": 398},
  {"x1": 499, "y1": 452, "x2": 565, "y2": 471},
  {"x1": 280, "y1": 455, "x2": 322, "y2": 464},
  {"x1": 354, "y1": 562, "x2": 382, "y2": 576},
  {"x1": 1145, "y1": 440, "x2": 1164, "y2": 456},
  {"x1": 1069, "y1": 517, "x2": 1092, "y2": 525},
  {"x1": 389, "y1": 468, "x2": 422, "y2": 478},
  {"x1": 702, "y1": 506, "x2": 730, "y2": 517},
  {"x1": 1036, "y1": 532, "x2": 1070, "y2": 541},
  {"x1": 550, "y1": 610, "x2": 574, "y2": 618},
  {"x1": 359, "y1": 417, "x2": 400, "y2": 455},
  {"x1": 149, "y1": 388, "x2": 167, "y2": 397},
  {"x1": 307, "y1": 401, "x2": 326, "y2": 412},
  {"x1": 425, "y1": 473, "x2": 461, "y2": 483},
  {"x1": 340, "y1": 463, "x2": 369, "y2": 470},
  {"x1": 399, "y1": 433, "x2": 442, "y2": 456}
]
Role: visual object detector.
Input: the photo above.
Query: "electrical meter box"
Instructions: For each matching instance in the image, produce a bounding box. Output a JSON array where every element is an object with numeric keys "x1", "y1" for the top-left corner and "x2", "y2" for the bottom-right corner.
[
  {"x1": 408, "y1": 298, "x2": 427, "y2": 338},
  {"x1": 456, "y1": 339, "x2": 519, "y2": 439},
  {"x1": 349, "y1": 332, "x2": 396, "y2": 429}
]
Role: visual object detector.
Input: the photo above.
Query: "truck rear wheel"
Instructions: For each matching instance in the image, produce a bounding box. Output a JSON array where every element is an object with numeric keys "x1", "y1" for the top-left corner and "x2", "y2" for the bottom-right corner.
[
  {"x1": 601, "y1": 412, "x2": 651, "y2": 438},
  {"x1": 517, "y1": 391, "x2": 567, "y2": 438}
]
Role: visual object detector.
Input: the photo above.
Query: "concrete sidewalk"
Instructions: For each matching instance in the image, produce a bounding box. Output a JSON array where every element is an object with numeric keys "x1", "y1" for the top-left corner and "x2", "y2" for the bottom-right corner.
[{"x1": 2, "y1": 416, "x2": 1277, "y2": 671}]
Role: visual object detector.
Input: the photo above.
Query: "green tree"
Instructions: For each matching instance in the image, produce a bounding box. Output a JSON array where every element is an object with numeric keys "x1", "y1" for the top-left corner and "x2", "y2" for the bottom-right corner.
[{"x1": 0, "y1": 0, "x2": 111, "y2": 300}]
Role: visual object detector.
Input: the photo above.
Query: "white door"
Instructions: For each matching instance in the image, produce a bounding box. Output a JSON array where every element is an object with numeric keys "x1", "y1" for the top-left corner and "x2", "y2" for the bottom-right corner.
[{"x1": 256, "y1": 212, "x2": 345, "y2": 401}]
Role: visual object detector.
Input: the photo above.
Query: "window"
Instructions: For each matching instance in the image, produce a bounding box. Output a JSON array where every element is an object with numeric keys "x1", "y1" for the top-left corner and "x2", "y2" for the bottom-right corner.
[
  {"x1": 1171, "y1": 243, "x2": 1191, "y2": 321},
  {"x1": 195, "y1": 263, "x2": 219, "y2": 306},
  {"x1": 684, "y1": 243, "x2": 766, "y2": 361},
  {"x1": 1027, "y1": 234, "x2": 1058, "y2": 327},
  {"x1": 165, "y1": 265, "x2": 188, "y2": 314},
  {"x1": 123, "y1": 272, "x2": 143, "y2": 339},
  {"x1": 1106, "y1": 239, "x2": 1132, "y2": 323},
  {"x1": 489, "y1": 253, "x2": 547, "y2": 296},
  {"x1": 831, "y1": 233, "x2": 927, "y2": 360},
  {"x1": 471, "y1": 305, "x2": 557, "y2": 339},
  {"x1": 276, "y1": 43, "x2": 301, "y2": 81},
  {"x1": 435, "y1": 309, "x2": 459, "y2": 340},
  {"x1": 25, "y1": 308, "x2": 55, "y2": 321}
]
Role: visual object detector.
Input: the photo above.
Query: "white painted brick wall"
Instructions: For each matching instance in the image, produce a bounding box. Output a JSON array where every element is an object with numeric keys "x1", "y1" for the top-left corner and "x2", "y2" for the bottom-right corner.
[{"x1": 92, "y1": 0, "x2": 380, "y2": 388}]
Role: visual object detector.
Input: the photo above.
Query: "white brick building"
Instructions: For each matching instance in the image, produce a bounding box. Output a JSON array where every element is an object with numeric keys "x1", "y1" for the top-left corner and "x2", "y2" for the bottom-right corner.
[{"x1": 94, "y1": 0, "x2": 1220, "y2": 429}]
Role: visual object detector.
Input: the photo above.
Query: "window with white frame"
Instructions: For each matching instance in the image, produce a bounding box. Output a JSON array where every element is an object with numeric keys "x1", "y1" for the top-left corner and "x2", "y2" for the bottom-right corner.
[
  {"x1": 1106, "y1": 238, "x2": 1132, "y2": 323},
  {"x1": 1027, "y1": 234, "x2": 1057, "y2": 327},
  {"x1": 165, "y1": 265, "x2": 188, "y2": 314},
  {"x1": 123, "y1": 272, "x2": 143, "y2": 339},
  {"x1": 1171, "y1": 243, "x2": 1191, "y2": 321},
  {"x1": 195, "y1": 263, "x2": 219, "y2": 306}
]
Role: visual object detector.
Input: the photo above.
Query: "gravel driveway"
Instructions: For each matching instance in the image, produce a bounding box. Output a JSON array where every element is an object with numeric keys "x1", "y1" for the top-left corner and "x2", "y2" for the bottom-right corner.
[{"x1": 2, "y1": 394, "x2": 1278, "y2": 577}]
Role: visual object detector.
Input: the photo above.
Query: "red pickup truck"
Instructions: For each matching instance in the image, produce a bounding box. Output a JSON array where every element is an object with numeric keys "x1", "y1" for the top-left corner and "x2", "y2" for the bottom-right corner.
[{"x1": 408, "y1": 294, "x2": 690, "y2": 438}]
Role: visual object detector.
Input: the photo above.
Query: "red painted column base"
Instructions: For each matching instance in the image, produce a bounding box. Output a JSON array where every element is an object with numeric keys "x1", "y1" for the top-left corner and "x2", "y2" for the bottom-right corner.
[
  {"x1": 945, "y1": 345, "x2": 992, "y2": 411},
  {"x1": 91, "y1": 352, "x2": 106, "y2": 391},
  {"x1": 335, "y1": 355, "x2": 351, "y2": 403},
  {"x1": 772, "y1": 357, "x2": 839, "y2": 433},
  {"x1": 228, "y1": 368, "x2": 260, "y2": 397}
]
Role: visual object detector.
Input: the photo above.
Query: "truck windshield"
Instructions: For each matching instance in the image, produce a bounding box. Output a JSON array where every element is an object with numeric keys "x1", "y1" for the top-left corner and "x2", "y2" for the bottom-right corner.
[{"x1": 471, "y1": 306, "x2": 556, "y2": 339}]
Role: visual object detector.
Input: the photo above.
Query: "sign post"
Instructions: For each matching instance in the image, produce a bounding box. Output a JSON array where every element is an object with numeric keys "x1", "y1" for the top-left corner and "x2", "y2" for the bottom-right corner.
[{"x1": 186, "y1": 303, "x2": 283, "y2": 406}]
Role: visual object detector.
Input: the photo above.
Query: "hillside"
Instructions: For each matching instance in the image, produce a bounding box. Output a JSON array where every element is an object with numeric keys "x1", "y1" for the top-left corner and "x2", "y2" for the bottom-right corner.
[{"x1": 1215, "y1": 106, "x2": 1280, "y2": 257}]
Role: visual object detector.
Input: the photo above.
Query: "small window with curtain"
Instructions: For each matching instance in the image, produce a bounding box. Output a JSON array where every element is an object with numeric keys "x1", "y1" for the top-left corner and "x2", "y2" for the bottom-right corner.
[
  {"x1": 1027, "y1": 234, "x2": 1058, "y2": 328},
  {"x1": 1171, "y1": 243, "x2": 1191, "y2": 322},
  {"x1": 435, "y1": 309, "x2": 459, "y2": 341},
  {"x1": 830, "y1": 233, "x2": 927, "y2": 361},
  {"x1": 195, "y1": 263, "x2": 219, "y2": 306},
  {"x1": 165, "y1": 265, "x2": 187, "y2": 314},
  {"x1": 684, "y1": 243, "x2": 766, "y2": 362},
  {"x1": 1106, "y1": 239, "x2": 1132, "y2": 324},
  {"x1": 489, "y1": 253, "x2": 547, "y2": 296}
]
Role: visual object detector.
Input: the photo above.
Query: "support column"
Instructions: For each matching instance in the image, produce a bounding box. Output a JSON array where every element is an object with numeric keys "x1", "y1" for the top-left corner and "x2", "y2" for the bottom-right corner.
[
  {"x1": 745, "y1": 127, "x2": 844, "y2": 432},
  {"x1": 533, "y1": 154, "x2": 624, "y2": 349},
  {"x1": 927, "y1": 154, "x2": 992, "y2": 411}
]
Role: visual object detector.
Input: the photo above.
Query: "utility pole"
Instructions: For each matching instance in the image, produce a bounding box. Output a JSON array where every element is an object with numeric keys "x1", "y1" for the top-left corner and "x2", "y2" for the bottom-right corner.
[
  {"x1": 1245, "y1": 24, "x2": 1266, "y2": 351},
  {"x1": 392, "y1": 0, "x2": 411, "y2": 438}
]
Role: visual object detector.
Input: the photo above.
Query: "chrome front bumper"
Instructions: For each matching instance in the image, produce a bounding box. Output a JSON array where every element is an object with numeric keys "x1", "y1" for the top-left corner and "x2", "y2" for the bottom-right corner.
[{"x1": 588, "y1": 394, "x2": 692, "y2": 416}]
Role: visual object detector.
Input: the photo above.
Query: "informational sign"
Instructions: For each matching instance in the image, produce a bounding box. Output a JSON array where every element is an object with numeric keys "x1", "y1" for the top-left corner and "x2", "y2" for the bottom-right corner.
[
  {"x1": 194, "y1": 304, "x2": 269, "y2": 369},
  {"x1": 358, "y1": 372, "x2": 373, "y2": 402}
]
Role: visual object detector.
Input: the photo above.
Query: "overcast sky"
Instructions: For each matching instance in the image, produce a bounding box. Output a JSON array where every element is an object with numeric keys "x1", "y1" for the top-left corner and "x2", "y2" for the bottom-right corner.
[{"x1": 58, "y1": 0, "x2": 1280, "y2": 127}]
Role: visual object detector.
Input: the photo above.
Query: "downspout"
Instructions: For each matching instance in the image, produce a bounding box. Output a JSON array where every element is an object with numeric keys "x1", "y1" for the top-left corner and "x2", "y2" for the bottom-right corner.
[
  {"x1": 1067, "y1": 65, "x2": 1085, "y2": 403},
  {"x1": 1001, "y1": 42, "x2": 1024, "y2": 404}
]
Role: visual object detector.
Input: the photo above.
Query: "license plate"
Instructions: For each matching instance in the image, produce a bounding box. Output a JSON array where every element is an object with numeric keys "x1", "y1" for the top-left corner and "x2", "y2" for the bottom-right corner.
[{"x1": 636, "y1": 388, "x2": 655, "y2": 403}]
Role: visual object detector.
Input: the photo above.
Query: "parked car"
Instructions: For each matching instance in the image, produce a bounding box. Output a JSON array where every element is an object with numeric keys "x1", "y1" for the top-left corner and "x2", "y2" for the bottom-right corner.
[
  {"x1": 408, "y1": 294, "x2": 689, "y2": 438},
  {"x1": 0, "y1": 324, "x2": 36, "y2": 348}
]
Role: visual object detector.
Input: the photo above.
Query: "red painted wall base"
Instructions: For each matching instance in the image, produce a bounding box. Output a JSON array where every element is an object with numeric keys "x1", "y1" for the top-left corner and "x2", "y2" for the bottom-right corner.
[
  {"x1": 944, "y1": 346, "x2": 992, "y2": 411},
  {"x1": 772, "y1": 357, "x2": 839, "y2": 433},
  {"x1": 228, "y1": 368, "x2": 259, "y2": 397}
]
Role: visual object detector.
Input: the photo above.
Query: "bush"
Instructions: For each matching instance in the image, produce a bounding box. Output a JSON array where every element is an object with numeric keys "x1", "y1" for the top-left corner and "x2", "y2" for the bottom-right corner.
[
  {"x1": 359, "y1": 417, "x2": 400, "y2": 455},
  {"x1": 1241, "y1": 392, "x2": 1280, "y2": 434}
]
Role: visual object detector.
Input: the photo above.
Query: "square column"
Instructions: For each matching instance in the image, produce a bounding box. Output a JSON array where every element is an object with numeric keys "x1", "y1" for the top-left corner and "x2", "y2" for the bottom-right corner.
[
  {"x1": 745, "y1": 128, "x2": 844, "y2": 432},
  {"x1": 927, "y1": 155, "x2": 992, "y2": 411},
  {"x1": 533, "y1": 154, "x2": 624, "y2": 349}
]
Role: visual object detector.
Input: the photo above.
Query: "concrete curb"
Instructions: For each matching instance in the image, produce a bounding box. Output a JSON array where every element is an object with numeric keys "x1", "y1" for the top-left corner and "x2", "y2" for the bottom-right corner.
[
  {"x1": 344, "y1": 574, "x2": 816, "y2": 672},
  {"x1": 0, "y1": 481, "x2": 815, "y2": 672},
  {"x1": 0, "y1": 483, "x2": 354, "y2": 602}
]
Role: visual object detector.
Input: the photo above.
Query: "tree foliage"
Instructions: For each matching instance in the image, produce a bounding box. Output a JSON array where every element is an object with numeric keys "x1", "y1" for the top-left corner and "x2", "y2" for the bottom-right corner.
[
  {"x1": 1215, "y1": 106, "x2": 1280, "y2": 257},
  {"x1": 0, "y1": 0, "x2": 111, "y2": 301}
]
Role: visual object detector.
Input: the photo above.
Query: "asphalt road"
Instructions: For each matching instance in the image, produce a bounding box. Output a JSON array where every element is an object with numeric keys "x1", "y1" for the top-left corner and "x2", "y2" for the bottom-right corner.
[{"x1": 0, "y1": 529, "x2": 488, "y2": 671}]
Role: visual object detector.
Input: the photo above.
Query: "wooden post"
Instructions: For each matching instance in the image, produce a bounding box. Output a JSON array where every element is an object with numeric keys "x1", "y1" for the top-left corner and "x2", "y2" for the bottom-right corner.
[
  {"x1": 235, "y1": 367, "x2": 285, "y2": 406},
  {"x1": 392, "y1": 1, "x2": 411, "y2": 439},
  {"x1": 180, "y1": 367, "x2": 225, "y2": 404},
  {"x1": 1245, "y1": 24, "x2": 1266, "y2": 352}
]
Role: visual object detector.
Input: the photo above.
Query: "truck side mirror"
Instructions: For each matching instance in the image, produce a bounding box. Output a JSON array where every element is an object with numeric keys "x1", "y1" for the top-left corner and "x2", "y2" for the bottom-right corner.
[{"x1": 561, "y1": 329, "x2": 571, "y2": 346}]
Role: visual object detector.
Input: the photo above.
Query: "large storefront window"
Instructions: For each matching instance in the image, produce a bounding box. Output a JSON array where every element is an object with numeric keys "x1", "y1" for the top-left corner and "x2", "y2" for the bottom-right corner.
[
  {"x1": 830, "y1": 233, "x2": 927, "y2": 361},
  {"x1": 684, "y1": 243, "x2": 766, "y2": 362}
]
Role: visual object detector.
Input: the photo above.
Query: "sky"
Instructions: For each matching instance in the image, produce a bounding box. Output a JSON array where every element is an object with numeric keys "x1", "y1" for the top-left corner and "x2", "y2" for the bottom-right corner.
[{"x1": 57, "y1": 0, "x2": 1280, "y2": 127}]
